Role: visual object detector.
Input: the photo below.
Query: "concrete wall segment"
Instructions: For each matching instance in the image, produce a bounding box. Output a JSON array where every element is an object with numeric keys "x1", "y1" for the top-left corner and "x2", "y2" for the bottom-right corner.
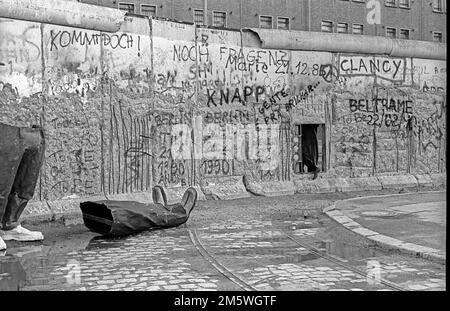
[{"x1": 0, "y1": 2, "x2": 446, "y2": 203}]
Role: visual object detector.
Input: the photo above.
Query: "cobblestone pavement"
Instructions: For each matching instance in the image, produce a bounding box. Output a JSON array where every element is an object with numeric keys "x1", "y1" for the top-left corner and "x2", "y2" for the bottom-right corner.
[
  {"x1": 0, "y1": 191, "x2": 446, "y2": 291},
  {"x1": 2, "y1": 227, "x2": 238, "y2": 291},
  {"x1": 196, "y1": 217, "x2": 445, "y2": 291}
]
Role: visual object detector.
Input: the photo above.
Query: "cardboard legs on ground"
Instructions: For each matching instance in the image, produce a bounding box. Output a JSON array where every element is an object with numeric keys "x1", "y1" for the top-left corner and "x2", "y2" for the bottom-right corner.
[{"x1": 80, "y1": 187, "x2": 198, "y2": 236}]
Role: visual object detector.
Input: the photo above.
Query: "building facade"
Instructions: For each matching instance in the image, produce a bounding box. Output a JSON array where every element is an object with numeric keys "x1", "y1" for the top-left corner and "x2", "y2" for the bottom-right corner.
[{"x1": 79, "y1": 0, "x2": 446, "y2": 42}]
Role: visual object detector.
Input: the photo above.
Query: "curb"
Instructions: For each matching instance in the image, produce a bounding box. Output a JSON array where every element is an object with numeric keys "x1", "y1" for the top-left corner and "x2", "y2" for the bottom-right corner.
[
  {"x1": 323, "y1": 193, "x2": 446, "y2": 265},
  {"x1": 293, "y1": 173, "x2": 445, "y2": 194},
  {"x1": 244, "y1": 173, "x2": 445, "y2": 195},
  {"x1": 243, "y1": 176, "x2": 296, "y2": 197}
]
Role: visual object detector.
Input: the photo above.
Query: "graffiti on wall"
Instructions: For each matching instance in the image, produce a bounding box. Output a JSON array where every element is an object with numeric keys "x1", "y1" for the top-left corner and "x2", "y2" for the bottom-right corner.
[{"x1": 0, "y1": 17, "x2": 446, "y2": 200}]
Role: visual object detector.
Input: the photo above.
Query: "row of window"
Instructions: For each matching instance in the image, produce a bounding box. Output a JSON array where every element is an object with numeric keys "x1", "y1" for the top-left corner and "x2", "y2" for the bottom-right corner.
[
  {"x1": 259, "y1": 16, "x2": 290, "y2": 30},
  {"x1": 117, "y1": 2, "x2": 228, "y2": 27},
  {"x1": 321, "y1": 20, "x2": 444, "y2": 42},
  {"x1": 321, "y1": 21, "x2": 364, "y2": 35},
  {"x1": 118, "y1": 0, "x2": 447, "y2": 17},
  {"x1": 118, "y1": 2, "x2": 291, "y2": 30},
  {"x1": 341, "y1": 0, "x2": 445, "y2": 12},
  {"x1": 384, "y1": 0, "x2": 411, "y2": 8},
  {"x1": 117, "y1": 2, "x2": 444, "y2": 41},
  {"x1": 195, "y1": 11, "x2": 291, "y2": 30},
  {"x1": 193, "y1": 9, "x2": 228, "y2": 27},
  {"x1": 387, "y1": 0, "x2": 447, "y2": 12},
  {"x1": 118, "y1": 3, "x2": 157, "y2": 16},
  {"x1": 338, "y1": 0, "x2": 410, "y2": 7}
]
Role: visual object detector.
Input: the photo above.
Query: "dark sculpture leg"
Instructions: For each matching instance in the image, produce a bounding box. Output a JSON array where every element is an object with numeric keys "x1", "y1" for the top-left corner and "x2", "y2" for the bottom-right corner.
[{"x1": 80, "y1": 187, "x2": 198, "y2": 236}]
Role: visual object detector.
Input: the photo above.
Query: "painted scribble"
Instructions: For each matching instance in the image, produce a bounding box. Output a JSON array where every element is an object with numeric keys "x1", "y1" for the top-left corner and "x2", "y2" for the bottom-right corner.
[{"x1": 0, "y1": 17, "x2": 446, "y2": 200}]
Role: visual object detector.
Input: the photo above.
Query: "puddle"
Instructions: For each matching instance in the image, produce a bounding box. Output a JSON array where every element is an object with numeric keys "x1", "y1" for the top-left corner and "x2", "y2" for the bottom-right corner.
[
  {"x1": 313, "y1": 240, "x2": 380, "y2": 262},
  {"x1": 276, "y1": 215, "x2": 388, "y2": 263},
  {"x1": 0, "y1": 254, "x2": 27, "y2": 291},
  {"x1": 85, "y1": 236, "x2": 131, "y2": 250},
  {"x1": 213, "y1": 247, "x2": 321, "y2": 262}
]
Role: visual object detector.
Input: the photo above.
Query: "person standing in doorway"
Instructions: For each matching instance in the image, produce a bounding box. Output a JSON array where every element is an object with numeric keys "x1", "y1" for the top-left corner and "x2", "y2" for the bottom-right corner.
[{"x1": 301, "y1": 124, "x2": 320, "y2": 180}]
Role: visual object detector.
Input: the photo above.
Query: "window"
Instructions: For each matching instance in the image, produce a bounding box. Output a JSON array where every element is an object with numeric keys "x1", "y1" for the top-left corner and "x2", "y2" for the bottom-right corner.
[
  {"x1": 433, "y1": 0, "x2": 444, "y2": 12},
  {"x1": 385, "y1": 0, "x2": 396, "y2": 7},
  {"x1": 337, "y1": 22, "x2": 349, "y2": 33},
  {"x1": 433, "y1": 32, "x2": 443, "y2": 42},
  {"x1": 193, "y1": 9, "x2": 205, "y2": 26},
  {"x1": 259, "y1": 15, "x2": 273, "y2": 29},
  {"x1": 321, "y1": 21, "x2": 333, "y2": 33},
  {"x1": 386, "y1": 27, "x2": 397, "y2": 38},
  {"x1": 212, "y1": 11, "x2": 227, "y2": 27},
  {"x1": 118, "y1": 2, "x2": 135, "y2": 13},
  {"x1": 399, "y1": 28, "x2": 410, "y2": 39},
  {"x1": 399, "y1": 0, "x2": 410, "y2": 8},
  {"x1": 141, "y1": 4, "x2": 157, "y2": 17},
  {"x1": 277, "y1": 17, "x2": 290, "y2": 30},
  {"x1": 352, "y1": 23, "x2": 364, "y2": 34}
]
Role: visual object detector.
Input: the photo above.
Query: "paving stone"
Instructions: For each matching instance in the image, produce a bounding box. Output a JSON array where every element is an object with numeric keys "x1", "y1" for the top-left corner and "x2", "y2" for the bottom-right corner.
[
  {"x1": 116, "y1": 278, "x2": 138, "y2": 283},
  {"x1": 103, "y1": 275, "x2": 122, "y2": 280},
  {"x1": 134, "y1": 282, "x2": 148, "y2": 287},
  {"x1": 97, "y1": 280, "x2": 116, "y2": 285}
]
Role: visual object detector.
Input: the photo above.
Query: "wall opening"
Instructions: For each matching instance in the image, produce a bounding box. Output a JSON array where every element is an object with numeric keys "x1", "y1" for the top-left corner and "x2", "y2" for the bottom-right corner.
[{"x1": 292, "y1": 123, "x2": 326, "y2": 174}]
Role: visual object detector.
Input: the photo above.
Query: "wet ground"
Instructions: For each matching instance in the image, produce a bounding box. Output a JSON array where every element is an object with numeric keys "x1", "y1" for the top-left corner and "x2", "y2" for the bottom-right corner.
[
  {"x1": 336, "y1": 192, "x2": 446, "y2": 252},
  {"x1": 0, "y1": 191, "x2": 446, "y2": 291}
]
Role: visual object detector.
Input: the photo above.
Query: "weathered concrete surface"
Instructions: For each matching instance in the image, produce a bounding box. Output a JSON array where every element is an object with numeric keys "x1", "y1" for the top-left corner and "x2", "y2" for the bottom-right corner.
[
  {"x1": 0, "y1": 1, "x2": 446, "y2": 207},
  {"x1": 337, "y1": 177, "x2": 383, "y2": 192},
  {"x1": 0, "y1": 0, "x2": 126, "y2": 32},
  {"x1": 162, "y1": 186, "x2": 206, "y2": 203},
  {"x1": 430, "y1": 174, "x2": 446, "y2": 187},
  {"x1": 21, "y1": 201, "x2": 52, "y2": 223},
  {"x1": 326, "y1": 191, "x2": 446, "y2": 264},
  {"x1": 243, "y1": 175, "x2": 295, "y2": 196},
  {"x1": 377, "y1": 174, "x2": 419, "y2": 190},
  {"x1": 245, "y1": 28, "x2": 447, "y2": 60},
  {"x1": 414, "y1": 174, "x2": 434, "y2": 187},
  {"x1": 200, "y1": 176, "x2": 250, "y2": 200},
  {"x1": 293, "y1": 177, "x2": 341, "y2": 194}
]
